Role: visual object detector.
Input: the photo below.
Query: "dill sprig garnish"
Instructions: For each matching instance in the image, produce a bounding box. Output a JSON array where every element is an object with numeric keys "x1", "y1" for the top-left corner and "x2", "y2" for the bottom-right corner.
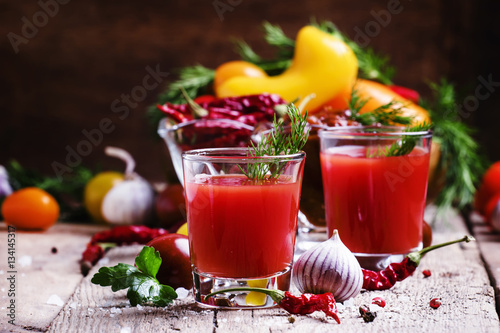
[
  {"x1": 366, "y1": 123, "x2": 432, "y2": 158},
  {"x1": 244, "y1": 103, "x2": 309, "y2": 180},
  {"x1": 347, "y1": 88, "x2": 413, "y2": 126},
  {"x1": 421, "y1": 79, "x2": 488, "y2": 213}
]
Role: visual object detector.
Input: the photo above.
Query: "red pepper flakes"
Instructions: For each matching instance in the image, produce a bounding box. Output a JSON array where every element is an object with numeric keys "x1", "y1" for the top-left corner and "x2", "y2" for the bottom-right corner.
[
  {"x1": 422, "y1": 269, "x2": 432, "y2": 278},
  {"x1": 429, "y1": 298, "x2": 441, "y2": 309},
  {"x1": 371, "y1": 297, "x2": 386, "y2": 308}
]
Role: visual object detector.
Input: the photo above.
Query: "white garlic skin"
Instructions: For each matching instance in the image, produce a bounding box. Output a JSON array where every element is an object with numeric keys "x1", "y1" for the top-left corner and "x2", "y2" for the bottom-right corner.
[
  {"x1": 101, "y1": 178, "x2": 155, "y2": 225},
  {"x1": 292, "y1": 229, "x2": 363, "y2": 302}
]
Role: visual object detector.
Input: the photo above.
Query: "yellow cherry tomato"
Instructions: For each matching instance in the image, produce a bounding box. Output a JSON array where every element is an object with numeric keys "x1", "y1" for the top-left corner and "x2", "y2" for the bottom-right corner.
[
  {"x1": 245, "y1": 279, "x2": 268, "y2": 306},
  {"x1": 2, "y1": 187, "x2": 59, "y2": 230},
  {"x1": 84, "y1": 171, "x2": 124, "y2": 222},
  {"x1": 176, "y1": 222, "x2": 188, "y2": 236}
]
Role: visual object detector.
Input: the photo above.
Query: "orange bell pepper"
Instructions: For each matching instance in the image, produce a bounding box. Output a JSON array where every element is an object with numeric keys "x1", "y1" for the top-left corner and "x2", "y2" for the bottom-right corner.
[{"x1": 320, "y1": 78, "x2": 431, "y2": 125}]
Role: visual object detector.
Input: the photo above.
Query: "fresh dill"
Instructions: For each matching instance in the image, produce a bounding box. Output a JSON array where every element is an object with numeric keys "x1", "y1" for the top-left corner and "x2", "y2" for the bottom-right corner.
[
  {"x1": 421, "y1": 79, "x2": 488, "y2": 213},
  {"x1": 366, "y1": 123, "x2": 432, "y2": 158},
  {"x1": 347, "y1": 88, "x2": 413, "y2": 126},
  {"x1": 243, "y1": 103, "x2": 309, "y2": 180}
]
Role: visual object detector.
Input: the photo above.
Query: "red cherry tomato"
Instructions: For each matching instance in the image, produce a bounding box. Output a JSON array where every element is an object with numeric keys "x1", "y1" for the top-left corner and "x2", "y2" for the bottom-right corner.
[
  {"x1": 146, "y1": 234, "x2": 192, "y2": 289},
  {"x1": 475, "y1": 161, "x2": 500, "y2": 215},
  {"x1": 155, "y1": 184, "x2": 186, "y2": 228}
]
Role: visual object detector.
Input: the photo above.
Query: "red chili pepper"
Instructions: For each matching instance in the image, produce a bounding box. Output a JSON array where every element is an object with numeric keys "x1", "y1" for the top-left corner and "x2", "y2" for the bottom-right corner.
[
  {"x1": 194, "y1": 95, "x2": 216, "y2": 105},
  {"x1": 422, "y1": 269, "x2": 432, "y2": 278},
  {"x1": 387, "y1": 84, "x2": 420, "y2": 103},
  {"x1": 362, "y1": 236, "x2": 474, "y2": 290},
  {"x1": 204, "y1": 288, "x2": 340, "y2": 323},
  {"x1": 371, "y1": 297, "x2": 386, "y2": 308},
  {"x1": 80, "y1": 226, "x2": 168, "y2": 275},
  {"x1": 429, "y1": 298, "x2": 441, "y2": 309},
  {"x1": 158, "y1": 93, "x2": 287, "y2": 150}
]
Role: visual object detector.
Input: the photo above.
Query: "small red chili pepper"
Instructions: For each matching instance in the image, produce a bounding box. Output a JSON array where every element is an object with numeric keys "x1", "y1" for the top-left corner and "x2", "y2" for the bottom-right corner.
[
  {"x1": 80, "y1": 226, "x2": 168, "y2": 275},
  {"x1": 422, "y1": 269, "x2": 432, "y2": 278},
  {"x1": 362, "y1": 235, "x2": 474, "y2": 290},
  {"x1": 205, "y1": 288, "x2": 340, "y2": 323},
  {"x1": 429, "y1": 298, "x2": 441, "y2": 309},
  {"x1": 371, "y1": 297, "x2": 386, "y2": 308},
  {"x1": 387, "y1": 84, "x2": 420, "y2": 103}
]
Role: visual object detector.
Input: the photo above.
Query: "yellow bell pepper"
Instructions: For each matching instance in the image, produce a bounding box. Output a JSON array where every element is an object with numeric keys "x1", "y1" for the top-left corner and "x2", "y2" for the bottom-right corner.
[{"x1": 215, "y1": 25, "x2": 358, "y2": 112}]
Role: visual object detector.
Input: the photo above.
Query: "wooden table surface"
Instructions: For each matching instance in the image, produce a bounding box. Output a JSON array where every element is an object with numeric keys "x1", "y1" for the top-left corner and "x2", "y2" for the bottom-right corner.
[{"x1": 1, "y1": 208, "x2": 500, "y2": 333}]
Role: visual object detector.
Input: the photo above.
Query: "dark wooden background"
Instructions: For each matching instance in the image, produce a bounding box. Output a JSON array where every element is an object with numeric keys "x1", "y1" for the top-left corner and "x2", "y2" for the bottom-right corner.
[{"x1": 1, "y1": 0, "x2": 499, "y2": 182}]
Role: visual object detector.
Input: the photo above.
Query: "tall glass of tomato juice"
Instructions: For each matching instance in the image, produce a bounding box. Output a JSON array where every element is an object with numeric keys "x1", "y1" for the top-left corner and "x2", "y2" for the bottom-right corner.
[
  {"x1": 318, "y1": 126, "x2": 432, "y2": 270},
  {"x1": 182, "y1": 148, "x2": 305, "y2": 309}
]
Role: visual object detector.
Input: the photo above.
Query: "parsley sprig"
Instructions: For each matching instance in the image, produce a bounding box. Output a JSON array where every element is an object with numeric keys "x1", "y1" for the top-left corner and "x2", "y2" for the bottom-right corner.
[
  {"x1": 91, "y1": 246, "x2": 177, "y2": 307},
  {"x1": 244, "y1": 103, "x2": 309, "y2": 180}
]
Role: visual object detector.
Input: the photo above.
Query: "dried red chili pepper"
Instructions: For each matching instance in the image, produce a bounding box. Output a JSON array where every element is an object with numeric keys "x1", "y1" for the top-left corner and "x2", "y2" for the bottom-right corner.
[
  {"x1": 205, "y1": 288, "x2": 340, "y2": 323},
  {"x1": 422, "y1": 269, "x2": 432, "y2": 278},
  {"x1": 362, "y1": 235, "x2": 474, "y2": 290},
  {"x1": 80, "y1": 225, "x2": 168, "y2": 275},
  {"x1": 429, "y1": 298, "x2": 441, "y2": 309},
  {"x1": 158, "y1": 93, "x2": 287, "y2": 150}
]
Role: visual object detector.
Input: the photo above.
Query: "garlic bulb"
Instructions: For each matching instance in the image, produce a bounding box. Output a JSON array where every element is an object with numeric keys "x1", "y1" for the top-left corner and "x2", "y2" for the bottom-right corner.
[
  {"x1": 292, "y1": 229, "x2": 363, "y2": 302},
  {"x1": 100, "y1": 147, "x2": 155, "y2": 225}
]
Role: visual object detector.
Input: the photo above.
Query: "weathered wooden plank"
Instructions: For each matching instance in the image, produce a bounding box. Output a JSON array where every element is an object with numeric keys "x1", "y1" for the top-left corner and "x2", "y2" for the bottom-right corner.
[
  {"x1": 0, "y1": 222, "x2": 107, "y2": 332},
  {"x1": 469, "y1": 211, "x2": 500, "y2": 317},
  {"x1": 44, "y1": 211, "x2": 499, "y2": 333}
]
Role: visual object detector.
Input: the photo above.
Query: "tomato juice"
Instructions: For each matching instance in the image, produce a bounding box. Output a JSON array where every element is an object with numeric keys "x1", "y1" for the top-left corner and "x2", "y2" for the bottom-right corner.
[
  {"x1": 320, "y1": 146, "x2": 430, "y2": 255},
  {"x1": 185, "y1": 175, "x2": 302, "y2": 279}
]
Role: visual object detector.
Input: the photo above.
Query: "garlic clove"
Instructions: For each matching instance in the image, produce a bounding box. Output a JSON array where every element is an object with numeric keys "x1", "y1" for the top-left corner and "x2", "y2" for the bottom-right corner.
[
  {"x1": 101, "y1": 178, "x2": 155, "y2": 225},
  {"x1": 292, "y1": 229, "x2": 363, "y2": 302}
]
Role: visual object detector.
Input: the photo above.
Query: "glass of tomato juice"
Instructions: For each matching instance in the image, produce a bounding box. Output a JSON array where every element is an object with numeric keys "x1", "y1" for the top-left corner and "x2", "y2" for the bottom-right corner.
[
  {"x1": 182, "y1": 147, "x2": 306, "y2": 308},
  {"x1": 318, "y1": 126, "x2": 432, "y2": 270}
]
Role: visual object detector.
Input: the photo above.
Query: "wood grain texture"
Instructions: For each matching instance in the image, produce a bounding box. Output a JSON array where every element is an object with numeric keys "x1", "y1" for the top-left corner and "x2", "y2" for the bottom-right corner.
[
  {"x1": 38, "y1": 211, "x2": 499, "y2": 333},
  {"x1": 0, "y1": 223, "x2": 108, "y2": 332}
]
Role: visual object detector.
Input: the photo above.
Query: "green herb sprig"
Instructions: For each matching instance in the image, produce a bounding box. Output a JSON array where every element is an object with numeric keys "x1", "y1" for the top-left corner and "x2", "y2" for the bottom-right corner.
[
  {"x1": 347, "y1": 88, "x2": 413, "y2": 126},
  {"x1": 244, "y1": 103, "x2": 309, "y2": 180},
  {"x1": 91, "y1": 246, "x2": 177, "y2": 307},
  {"x1": 367, "y1": 123, "x2": 432, "y2": 158},
  {"x1": 146, "y1": 65, "x2": 215, "y2": 127},
  {"x1": 422, "y1": 79, "x2": 488, "y2": 213}
]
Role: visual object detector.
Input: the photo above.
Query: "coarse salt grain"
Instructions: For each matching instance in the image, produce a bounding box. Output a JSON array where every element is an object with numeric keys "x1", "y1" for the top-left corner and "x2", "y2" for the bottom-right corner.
[
  {"x1": 98, "y1": 257, "x2": 110, "y2": 266},
  {"x1": 120, "y1": 328, "x2": 132, "y2": 333},
  {"x1": 175, "y1": 287, "x2": 190, "y2": 299},
  {"x1": 19, "y1": 256, "x2": 32, "y2": 267},
  {"x1": 46, "y1": 294, "x2": 64, "y2": 307}
]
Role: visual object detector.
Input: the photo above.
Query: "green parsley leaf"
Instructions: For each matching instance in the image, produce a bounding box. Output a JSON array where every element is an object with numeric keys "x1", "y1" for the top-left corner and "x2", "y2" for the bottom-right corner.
[{"x1": 91, "y1": 246, "x2": 177, "y2": 307}]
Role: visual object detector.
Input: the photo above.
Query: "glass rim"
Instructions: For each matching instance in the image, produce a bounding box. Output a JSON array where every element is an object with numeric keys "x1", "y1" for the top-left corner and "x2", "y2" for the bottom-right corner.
[
  {"x1": 158, "y1": 117, "x2": 255, "y2": 138},
  {"x1": 318, "y1": 125, "x2": 432, "y2": 139},
  {"x1": 182, "y1": 147, "x2": 306, "y2": 163}
]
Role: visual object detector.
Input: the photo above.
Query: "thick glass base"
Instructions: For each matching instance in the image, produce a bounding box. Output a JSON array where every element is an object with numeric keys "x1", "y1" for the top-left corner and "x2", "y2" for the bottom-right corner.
[
  {"x1": 294, "y1": 211, "x2": 328, "y2": 259},
  {"x1": 354, "y1": 242, "x2": 422, "y2": 270},
  {"x1": 192, "y1": 268, "x2": 291, "y2": 309}
]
